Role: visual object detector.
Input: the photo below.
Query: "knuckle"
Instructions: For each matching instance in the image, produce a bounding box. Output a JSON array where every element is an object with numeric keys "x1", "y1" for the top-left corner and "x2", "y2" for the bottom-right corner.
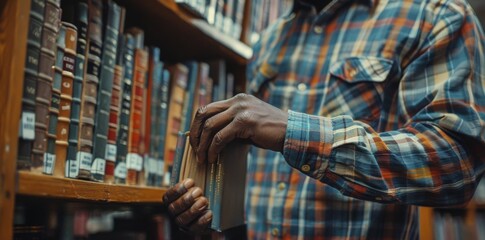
[
  {"x1": 213, "y1": 132, "x2": 224, "y2": 146},
  {"x1": 203, "y1": 119, "x2": 213, "y2": 131},
  {"x1": 197, "y1": 105, "x2": 207, "y2": 116},
  {"x1": 235, "y1": 93, "x2": 248, "y2": 100}
]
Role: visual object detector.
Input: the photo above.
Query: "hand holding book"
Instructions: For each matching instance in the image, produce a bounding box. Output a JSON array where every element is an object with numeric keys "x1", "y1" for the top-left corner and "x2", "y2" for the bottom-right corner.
[
  {"x1": 163, "y1": 178, "x2": 212, "y2": 234},
  {"x1": 189, "y1": 93, "x2": 288, "y2": 164}
]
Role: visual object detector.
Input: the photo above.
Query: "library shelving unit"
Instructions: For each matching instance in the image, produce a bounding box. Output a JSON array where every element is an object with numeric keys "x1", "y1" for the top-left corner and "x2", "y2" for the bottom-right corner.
[{"x1": 0, "y1": 0, "x2": 253, "y2": 239}]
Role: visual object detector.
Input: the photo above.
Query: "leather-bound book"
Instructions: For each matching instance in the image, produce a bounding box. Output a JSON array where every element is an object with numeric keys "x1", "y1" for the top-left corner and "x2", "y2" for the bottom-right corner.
[
  {"x1": 114, "y1": 33, "x2": 135, "y2": 184},
  {"x1": 91, "y1": 0, "x2": 122, "y2": 182},
  {"x1": 72, "y1": 0, "x2": 102, "y2": 179},
  {"x1": 18, "y1": 0, "x2": 45, "y2": 170},
  {"x1": 126, "y1": 28, "x2": 147, "y2": 186},
  {"x1": 54, "y1": 22, "x2": 77, "y2": 177},
  {"x1": 32, "y1": 0, "x2": 61, "y2": 174}
]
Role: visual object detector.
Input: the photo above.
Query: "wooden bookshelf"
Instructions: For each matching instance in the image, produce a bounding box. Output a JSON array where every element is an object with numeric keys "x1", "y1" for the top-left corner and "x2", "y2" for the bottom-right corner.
[
  {"x1": 17, "y1": 171, "x2": 166, "y2": 203},
  {"x1": 115, "y1": 0, "x2": 253, "y2": 65},
  {"x1": 0, "y1": 1, "x2": 31, "y2": 239}
]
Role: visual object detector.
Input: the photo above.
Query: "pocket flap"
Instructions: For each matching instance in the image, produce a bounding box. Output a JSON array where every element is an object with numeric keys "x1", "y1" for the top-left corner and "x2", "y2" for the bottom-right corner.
[{"x1": 330, "y1": 57, "x2": 394, "y2": 83}]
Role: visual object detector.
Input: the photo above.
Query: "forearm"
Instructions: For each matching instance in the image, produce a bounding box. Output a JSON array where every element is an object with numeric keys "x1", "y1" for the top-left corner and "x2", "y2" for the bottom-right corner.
[{"x1": 283, "y1": 111, "x2": 484, "y2": 206}]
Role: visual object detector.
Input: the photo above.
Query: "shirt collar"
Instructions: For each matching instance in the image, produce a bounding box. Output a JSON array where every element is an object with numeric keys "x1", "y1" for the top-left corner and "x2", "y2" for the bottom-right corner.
[{"x1": 291, "y1": 0, "x2": 376, "y2": 14}]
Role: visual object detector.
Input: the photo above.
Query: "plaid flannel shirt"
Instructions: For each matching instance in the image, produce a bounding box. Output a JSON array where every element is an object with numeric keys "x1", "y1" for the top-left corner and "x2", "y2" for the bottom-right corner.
[{"x1": 245, "y1": 0, "x2": 485, "y2": 239}]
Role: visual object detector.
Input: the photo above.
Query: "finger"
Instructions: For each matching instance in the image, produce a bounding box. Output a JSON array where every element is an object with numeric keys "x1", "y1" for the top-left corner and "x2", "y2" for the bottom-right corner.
[
  {"x1": 187, "y1": 210, "x2": 213, "y2": 233},
  {"x1": 168, "y1": 187, "x2": 203, "y2": 216},
  {"x1": 190, "y1": 100, "x2": 231, "y2": 151},
  {"x1": 207, "y1": 120, "x2": 240, "y2": 164},
  {"x1": 163, "y1": 179, "x2": 195, "y2": 205},
  {"x1": 196, "y1": 109, "x2": 234, "y2": 164},
  {"x1": 175, "y1": 197, "x2": 209, "y2": 226}
]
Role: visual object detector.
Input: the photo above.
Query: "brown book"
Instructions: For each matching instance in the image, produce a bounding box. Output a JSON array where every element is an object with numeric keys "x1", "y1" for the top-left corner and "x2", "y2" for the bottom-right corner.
[
  {"x1": 163, "y1": 64, "x2": 188, "y2": 174},
  {"x1": 171, "y1": 134, "x2": 249, "y2": 232},
  {"x1": 105, "y1": 63, "x2": 123, "y2": 183},
  {"x1": 126, "y1": 28, "x2": 148, "y2": 185},
  {"x1": 54, "y1": 22, "x2": 77, "y2": 177},
  {"x1": 28, "y1": 0, "x2": 61, "y2": 173},
  {"x1": 74, "y1": 0, "x2": 103, "y2": 179}
]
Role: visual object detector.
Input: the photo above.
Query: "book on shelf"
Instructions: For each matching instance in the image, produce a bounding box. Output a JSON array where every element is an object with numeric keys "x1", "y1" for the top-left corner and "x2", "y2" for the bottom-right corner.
[
  {"x1": 54, "y1": 22, "x2": 77, "y2": 177},
  {"x1": 18, "y1": 0, "x2": 46, "y2": 171},
  {"x1": 126, "y1": 27, "x2": 148, "y2": 185},
  {"x1": 171, "y1": 132, "x2": 249, "y2": 232},
  {"x1": 91, "y1": 0, "x2": 122, "y2": 182}
]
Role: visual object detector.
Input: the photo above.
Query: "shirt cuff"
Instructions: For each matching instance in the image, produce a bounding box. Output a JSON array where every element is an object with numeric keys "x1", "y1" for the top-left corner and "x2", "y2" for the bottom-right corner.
[{"x1": 283, "y1": 110, "x2": 334, "y2": 179}]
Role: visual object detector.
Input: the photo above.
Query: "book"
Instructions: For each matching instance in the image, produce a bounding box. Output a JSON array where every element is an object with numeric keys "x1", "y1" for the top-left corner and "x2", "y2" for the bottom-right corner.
[
  {"x1": 105, "y1": 7, "x2": 126, "y2": 184},
  {"x1": 114, "y1": 33, "x2": 135, "y2": 184},
  {"x1": 18, "y1": 0, "x2": 46, "y2": 170},
  {"x1": 147, "y1": 47, "x2": 163, "y2": 186},
  {"x1": 32, "y1": 0, "x2": 61, "y2": 173},
  {"x1": 157, "y1": 69, "x2": 171, "y2": 186},
  {"x1": 180, "y1": 62, "x2": 199, "y2": 133},
  {"x1": 62, "y1": 0, "x2": 90, "y2": 178},
  {"x1": 163, "y1": 64, "x2": 188, "y2": 172},
  {"x1": 48, "y1": 10, "x2": 65, "y2": 176},
  {"x1": 54, "y1": 22, "x2": 77, "y2": 177},
  {"x1": 126, "y1": 28, "x2": 148, "y2": 185},
  {"x1": 72, "y1": 0, "x2": 103, "y2": 179},
  {"x1": 91, "y1": 0, "x2": 122, "y2": 182},
  {"x1": 171, "y1": 133, "x2": 249, "y2": 232}
]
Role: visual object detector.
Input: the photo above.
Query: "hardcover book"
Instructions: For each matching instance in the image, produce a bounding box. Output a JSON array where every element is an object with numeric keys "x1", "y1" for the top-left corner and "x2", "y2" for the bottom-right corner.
[{"x1": 171, "y1": 133, "x2": 249, "y2": 232}]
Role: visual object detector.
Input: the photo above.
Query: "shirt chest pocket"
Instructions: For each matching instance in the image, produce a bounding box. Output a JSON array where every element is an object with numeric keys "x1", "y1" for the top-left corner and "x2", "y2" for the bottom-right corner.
[
  {"x1": 323, "y1": 56, "x2": 395, "y2": 122},
  {"x1": 251, "y1": 56, "x2": 395, "y2": 122}
]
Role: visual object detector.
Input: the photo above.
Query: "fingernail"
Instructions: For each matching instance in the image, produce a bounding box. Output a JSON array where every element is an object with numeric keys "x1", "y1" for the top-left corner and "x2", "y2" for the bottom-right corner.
[
  {"x1": 184, "y1": 179, "x2": 194, "y2": 189},
  {"x1": 194, "y1": 199, "x2": 207, "y2": 211},
  {"x1": 191, "y1": 188, "x2": 202, "y2": 198},
  {"x1": 204, "y1": 211, "x2": 213, "y2": 223}
]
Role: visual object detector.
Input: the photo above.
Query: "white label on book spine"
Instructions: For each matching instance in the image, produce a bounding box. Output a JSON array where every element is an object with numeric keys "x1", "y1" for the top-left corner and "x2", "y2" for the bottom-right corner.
[
  {"x1": 148, "y1": 157, "x2": 157, "y2": 174},
  {"x1": 127, "y1": 153, "x2": 142, "y2": 171},
  {"x1": 105, "y1": 144, "x2": 117, "y2": 162},
  {"x1": 91, "y1": 158, "x2": 106, "y2": 175},
  {"x1": 66, "y1": 158, "x2": 79, "y2": 178},
  {"x1": 157, "y1": 159, "x2": 164, "y2": 176},
  {"x1": 43, "y1": 153, "x2": 55, "y2": 175},
  {"x1": 114, "y1": 162, "x2": 127, "y2": 179},
  {"x1": 77, "y1": 152, "x2": 92, "y2": 171},
  {"x1": 20, "y1": 112, "x2": 35, "y2": 140}
]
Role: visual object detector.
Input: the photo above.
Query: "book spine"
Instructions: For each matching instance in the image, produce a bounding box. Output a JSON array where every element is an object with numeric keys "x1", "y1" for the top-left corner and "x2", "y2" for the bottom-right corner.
[
  {"x1": 106, "y1": 7, "x2": 126, "y2": 184},
  {"x1": 91, "y1": 0, "x2": 121, "y2": 182},
  {"x1": 127, "y1": 46, "x2": 148, "y2": 185},
  {"x1": 146, "y1": 47, "x2": 161, "y2": 186},
  {"x1": 180, "y1": 62, "x2": 198, "y2": 132},
  {"x1": 54, "y1": 22, "x2": 77, "y2": 177},
  {"x1": 170, "y1": 132, "x2": 188, "y2": 187},
  {"x1": 114, "y1": 34, "x2": 135, "y2": 184},
  {"x1": 72, "y1": 0, "x2": 102, "y2": 179},
  {"x1": 18, "y1": 0, "x2": 45, "y2": 170},
  {"x1": 66, "y1": 0, "x2": 89, "y2": 178},
  {"x1": 47, "y1": 14, "x2": 65, "y2": 176},
  {"x1": 210, "y1": 158, "x2": 223, "y2": 231},
  {"x1": 158, "y1": 69, "x2": 170, "y2": 186}
]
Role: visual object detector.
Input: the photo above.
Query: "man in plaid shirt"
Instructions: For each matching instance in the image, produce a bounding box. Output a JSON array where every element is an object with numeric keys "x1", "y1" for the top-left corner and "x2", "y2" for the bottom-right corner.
[{"x1": 164, "y1": 0, "x2": 485, "y2": 238}]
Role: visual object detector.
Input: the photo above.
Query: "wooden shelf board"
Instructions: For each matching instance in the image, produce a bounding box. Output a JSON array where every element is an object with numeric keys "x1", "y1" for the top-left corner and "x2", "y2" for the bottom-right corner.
[
  {"x1": 17, "y1": 171, "x2": 166, "y2": 203},
  {"x1": 115, "y1": 0, "x2": 252, "y2": 65}
]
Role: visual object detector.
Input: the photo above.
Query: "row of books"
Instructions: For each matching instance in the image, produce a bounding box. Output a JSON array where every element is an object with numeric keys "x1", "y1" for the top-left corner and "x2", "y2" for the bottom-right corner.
[
  {"x1": 175, "y1": 0, "x2": 246, "y2": 40},
  {"x1": 433, "y1": 211, "x2": 485, "y2": 240},
  {"x1": 17, "y1": 0, "x2": 237, "y2": 187},
  {"x1": 248, "y1": 0, "x2": 292, "y2": 44}
]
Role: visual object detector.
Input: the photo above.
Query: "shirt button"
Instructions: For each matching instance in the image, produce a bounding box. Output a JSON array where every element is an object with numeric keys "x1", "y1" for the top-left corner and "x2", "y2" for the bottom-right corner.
[
  {"x1": 297, "y1": 83, "x2": 307, "y2": 91},
  {"x1": 314, "y1": 26, "x2": 323, "y2": 34},
  {"x1": 278, "y1": 182, "x2": 286, "y2": 191},
  {"x1": 301, "y1": 164, "x2": 311, "y2": 172},
  {"x1": 272, "y1": 228, "x2": 279, "y2": 237}
]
